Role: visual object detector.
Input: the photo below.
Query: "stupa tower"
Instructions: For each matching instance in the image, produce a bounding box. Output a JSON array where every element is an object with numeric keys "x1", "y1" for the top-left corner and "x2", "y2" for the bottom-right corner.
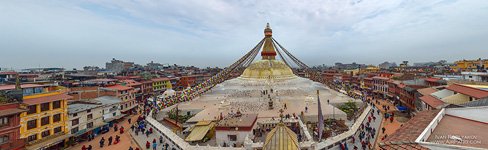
[{"x1": 261, "y1": 23, "x2": 277, "y2": 60}]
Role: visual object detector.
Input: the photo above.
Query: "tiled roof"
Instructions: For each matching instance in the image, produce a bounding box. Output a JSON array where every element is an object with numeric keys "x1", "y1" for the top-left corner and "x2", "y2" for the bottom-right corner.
[
  {"x1": 105, "y1": 85, "x2": 133, "y2": 91},
  {"x1": 120, "y1": 79, "x2": 142, "y2": 86},
  {"x1": 447, "y1": 84, "x2": 488, "y2": 99},
  {"x1": 0, "y1": 84, "x2": 45, "y2": 91},
  {"x1": 151, "y1": 77, "x2": 170, "y2": 82},
  {"x1": 23, "y1": 94, "x2": 73, "y2": 105},
  {"x1": 0, "y1": 71, "x2": 17, "y2": 75},
  {"x1": 0, "y1": 108, "x2": 26, "y2": 116},
  {"x1": 383, "y1": 110, "x2": 440, "y2": 143},
  {"x1": 424, "y1": 77, "x2": 441, "y2": 82},
  {"x1": 379, "y1": 142, "x2": 429, "y2": 150},
  {"x1": 372, "y1": 76, "x2": 389, "y2": 80},
  {"x1": 419, "y1": 95, "x2": 445, "y2": 108},
  {"x1": 417, "y1": 87, "x2": 438, "y2": 96}
]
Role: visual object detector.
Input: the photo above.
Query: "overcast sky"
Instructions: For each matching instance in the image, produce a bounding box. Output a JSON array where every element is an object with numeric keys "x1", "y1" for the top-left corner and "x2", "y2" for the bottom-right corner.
[{"x1": 1, "y1": 0, "x2": 487, "y2": 69}]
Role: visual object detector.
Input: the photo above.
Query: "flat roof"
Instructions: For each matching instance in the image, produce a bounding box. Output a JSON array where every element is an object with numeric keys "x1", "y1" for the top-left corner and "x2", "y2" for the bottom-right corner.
[
  {"x1": 384, "y1": 110, "x2": 440, "y2": 143},
  {"x1": 0, "y1": 84, "x2": 46, "y2": 91},
  {"x1": 68, "y1": 103, "x2": 101, "y2": 114},
  {"x1": 90, "y1": 96, "x2": 122, "y2": 106},
  {"x1": 426, "y1": 115, "x2": 488, "y2": 149},
  {"x1": 217, "y1": 113, "x2": 258, "y2": 128}
]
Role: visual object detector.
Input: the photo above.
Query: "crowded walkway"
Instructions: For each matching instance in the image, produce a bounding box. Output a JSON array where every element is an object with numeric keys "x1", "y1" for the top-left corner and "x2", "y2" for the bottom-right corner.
[{"x1": 70, "y1": 114, "x2": 141, "y2": 150}]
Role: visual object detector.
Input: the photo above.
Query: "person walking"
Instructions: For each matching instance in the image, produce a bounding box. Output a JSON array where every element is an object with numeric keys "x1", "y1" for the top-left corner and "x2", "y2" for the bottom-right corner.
[
  {"x1": 99, "y1": 137, "x2": 105, "y2": 148},
  {"x1": 152, "y1": 141, "x2": 157, "y2": 150},
  {"x1": 159, "y1": 136, "x2": 163, "y2": 144},
  {"x1": 87, "y1": 145, "x2": 92, "y2": 150},
  {"x1": 82, "y1": 145, "x2": 87, "y2": 150},
  {"x1": 108, "y1": 136, "x2": 113, "y2": 146}
]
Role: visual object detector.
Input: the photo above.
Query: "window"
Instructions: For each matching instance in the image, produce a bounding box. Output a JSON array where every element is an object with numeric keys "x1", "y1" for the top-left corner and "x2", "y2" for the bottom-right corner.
[
  {"x1": 27, "y1": 105, "x2": 37, "y2": 114},
  {"x1": 27, "y1": 119, "x2": 37, "y2": 130},
  {"x1": 41, "y1": 130, "x2": 50, "y2": 138},
  {"x1": 87, "y1": 114, "x2": 93, "y2": 120},
  {"x1": 228, "y1": 135, "x2": 237, "y2": 141},
  {"x1": 72, "y1": 118, "x2": 79, "y2": 126},
  {"x1": 87, "y1": 122, "x2": 93, "y2": 128},
  {"x1": 0, "y1": 117, "x2": 8, "y2": 126},
  {"x1": 54, "y1": 126, "x2": 62, "y2": 134},
  {"x1": 113, "y1": 112, "x2": 116, "y2": 116},
  {"x1": 27, "y1": 134, "x2": 37, "y2": 142},
  {"x1": 41, "y1": 103, "x2": 50, "y2": 112},
  {"x1": 41, "y1": 116, "x2": 50, "y2": 126},
  {"x1": 73, "y1": 113, "x2": 77, "y2": 117},
  {"x1": 53, "y1": 101, "x2": 61, "y2": 109},
  {"x1": 71, "y1": 127, "x2": 79, "y2": 134},
  {"x1": 53, "y1": 114, "x2": 61, "y2": 123},
  {"x1": 0, "y1": 135, "x2": 8, "y2": 144},
  {"x1": 87, "y1": 109, "x2": 91, "y2": 113}
]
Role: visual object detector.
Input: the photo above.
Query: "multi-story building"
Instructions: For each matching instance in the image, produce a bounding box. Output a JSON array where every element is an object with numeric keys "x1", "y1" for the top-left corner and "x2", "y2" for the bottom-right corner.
[
  {"x1": 0, "y1": 96, "x2": 26, "y2": 150},
  {"x1": 451, "y1": 58, "x2": 487, "y2": 72},
  {"x1": 119, "y1": 79, "x2": 142, "y2": 101},
  {"x1": 140, "y1": 80, "x2": 153, "y2": 101},
  {"x1": 360, "y1": 65, "x2": 380, "y2": 74},
  {"x1": 177, "y1": 76, "x2": 196, "y2": 89},
  {"x1": 102, "y1": 85, "x2": 137, "y2": 114},
  {"x1": 152, "y1": 77, "x2": 172, "y2": 93},
  {"x1": 90, "y1": 96, "x2": 123, "y2": 123},
  {"x1": 372, "y1": 76, "x2": 389, "y2": 98},
  {"x1": 106, "y1": 58, "x2": 134, "y2": 73},
  {"x1": 67, "y1": 102, "x2": 105, "y2": 142},
  {"x1": 18, "y1": 85, "x2": 71, "y2": 150},
  {"x1": 461, "y1": 72, "x2": 488, "y2": 82}
]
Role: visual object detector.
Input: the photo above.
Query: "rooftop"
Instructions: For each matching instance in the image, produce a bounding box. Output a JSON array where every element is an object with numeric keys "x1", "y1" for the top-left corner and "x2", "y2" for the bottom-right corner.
[
  {"x1": 384, "y1": 110, "x2": 440, "y2": 143},
  {"x1": 419, "y1": 95, "x2": 445, "y2": 108},
  {"x1": 446, "y1": 84, "x2": 488, "y2": 99},
  {"x1": 426, "y1": 114, "x2": 488, "y2": 149},
  {"x1": 0, "y1": 84, "x2": 46, "y2": 91},
  {"x1": 68, "y1": 103, "x2": 101, "y2": 114},
  {"x1": 104, "y1": 84, "x2": 133, "y2": 91},
  {"x1": 151, "y1": 77, "x2": 171, "y2": 82},
  {"x1": 23, "y1": 94, "x2": 73, "y2": 105},
  {"x1": 216, "y1": 113, "x2": 258, "y2": 128},
  {"x1": 89, "y1": 96, "x2": 122, "y2": 106}
]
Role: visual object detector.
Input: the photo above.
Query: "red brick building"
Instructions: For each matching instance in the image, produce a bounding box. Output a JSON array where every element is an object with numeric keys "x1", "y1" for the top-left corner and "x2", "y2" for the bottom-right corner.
[
  {"x1": 177, "y1": 76, "x2": 197, "y2": 89},
  {"x1": 0, "y1": 102, "x2": 26, "y2": 150}
]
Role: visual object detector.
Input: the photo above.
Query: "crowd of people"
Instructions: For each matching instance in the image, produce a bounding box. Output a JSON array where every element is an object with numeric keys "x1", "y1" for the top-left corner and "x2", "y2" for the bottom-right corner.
[{"x1": 80, "y1": 123, "x2": 124, "y2": 150}]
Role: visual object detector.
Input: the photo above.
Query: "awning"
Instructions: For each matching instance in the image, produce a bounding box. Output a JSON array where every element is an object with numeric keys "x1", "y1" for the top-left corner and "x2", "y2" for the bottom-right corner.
[
  {"x1": 396, "y1": 106, "x2": 407, "y2": 111},
  {"x1": 104, "y1": 114, "x2": 127, "y2": 122},
  {"x1": 121, "y1": 104, "x2": 137, "y2": 112},
  {"x1": 26, "y1": 133, "x2": 72, "y2": 150},
  {"x1": 0, "y1": 108, "x2": 26, "y2": 116},
  {"x1": 185, "y1": 122, "x2": 215, "y2": 142}
]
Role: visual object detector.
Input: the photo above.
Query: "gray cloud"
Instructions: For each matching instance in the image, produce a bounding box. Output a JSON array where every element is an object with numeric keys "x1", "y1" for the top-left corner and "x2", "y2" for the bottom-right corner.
[{"x1": 0, "y1": 0, "x2": 487, "y2": 69}]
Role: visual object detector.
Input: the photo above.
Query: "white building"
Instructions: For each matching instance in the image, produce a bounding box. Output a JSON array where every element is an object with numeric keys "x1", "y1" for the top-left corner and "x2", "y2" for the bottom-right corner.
[
  {"x1": 90, "y1": 96, "x2": 125, "y2": 123},
  {"x1": 67, "y1": 102, "x2": 105, "y2": 137},
  {"x1": 215, "y1": 114, "x2": 257, "y2": 147},
  {"x1": 461, "y1": 72, "x2": 488, "y2": 82}
]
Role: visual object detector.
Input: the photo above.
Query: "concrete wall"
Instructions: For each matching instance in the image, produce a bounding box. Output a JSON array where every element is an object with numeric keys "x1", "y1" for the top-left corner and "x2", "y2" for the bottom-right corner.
[{"x1": 215, "y1": 130, "x2": 251, "y2": 147}]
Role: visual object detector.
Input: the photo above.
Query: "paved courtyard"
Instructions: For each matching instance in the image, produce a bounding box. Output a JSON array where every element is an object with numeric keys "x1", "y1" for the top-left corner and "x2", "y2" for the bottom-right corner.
[{"x1": 69, "y1": 114, "x2": 141, "y2": 150}]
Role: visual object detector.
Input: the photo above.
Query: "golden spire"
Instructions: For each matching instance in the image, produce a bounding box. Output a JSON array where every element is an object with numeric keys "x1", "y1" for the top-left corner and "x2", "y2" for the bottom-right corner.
[{"x1": 261, "y1": 23, "x2": 277, "y2": 60}]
